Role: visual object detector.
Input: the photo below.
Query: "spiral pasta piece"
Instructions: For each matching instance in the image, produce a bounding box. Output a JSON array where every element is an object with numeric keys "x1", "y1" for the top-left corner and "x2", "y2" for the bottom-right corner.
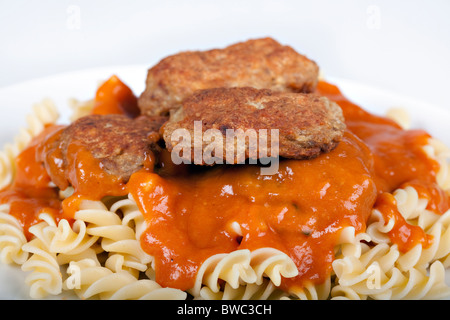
[
  {"x1": 394, "y1": 211, "x2": 450, "y2": 272},
  {"x1": 337, "y1": 226, "x2": 372, "y2": 259},
  {"x1": 249, "y1": 248, "x2": 298, "y2": 286},
  {"x1": 422, "y1": 209, "x2": 450, "y2": 268},
  {"x1": 105, "y1": 253, "x2": 146, "y2": 279},
  {"x1": 365, "y1": 209, "x2": 394, "y2": 246},
  {"x1": 49, "y1": 219, "x2": 99, "y2": 255},
  {"x1": 0, "y1": 99, "x2": 59, "y2": 189},
  {"x1": 393, "y1": 186, "x2": 439, "y2": 231},
  {"x1": 199, "y1": 278, "x2": 286, "y2": 300},
  {"x1": 385, "y1": 107, "x2": 410, "y2": 130},
  {"x1": 0, "y1": 204, "x2": 28, "y2": 265},
  {"x1": 64, "y1": 258, "x2": 186, "y2": 300},
  {"x1": 332, "y1": 243, "x2": 398, "y2": 290},
  {"x1": 189, "y1": 247, "x2": 299, "y2": 299},
  {"x1": 109, "y1": 195, "x2": 147, "y2": 240},
  {"x1": 75, "y1": 200, "x2": 152, "y2": 273},
  {"x1": 25, "y1": 99, "x2": 60, "y2": 136},
  {"x1": 286, "y1": 277, "x2": 332, "y2": 300},
  {"x1": 0, "y1": 145, "x2": 17, "y2": 192},
  {"x1": 423, "y1": 137, "x2": 450, "y2": 191},
  {"x1": 331, "y1": 240, "x2": 450, "y2": 300},
  {"x1": 330, "y1": 285, "x2": 364, "y2": 300},
  {"x1": 393, "y1": 186, "x2": 429, "y2": 221},
  {"x1": 57, "y1": 246, "x2": 101, "y2": 267},
  {"x1": 365, "y1": 185, "x2": 450, "y2": 273},
  {"x1": 21, "y1": 221, "x2": 62, "y2": 299},
  {"x1": 190, "y1": 249, "x2": 257, "y2": 297},
  {"x1": 389, "y1": 260, "x2": 450, "y2": 300},
  {"x1": 68, "y1": 98, "x2": 94, "y2": 121}
]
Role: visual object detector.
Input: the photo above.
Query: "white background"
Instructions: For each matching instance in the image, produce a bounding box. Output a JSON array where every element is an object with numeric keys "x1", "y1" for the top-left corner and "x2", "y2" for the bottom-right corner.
[{"x1": 0, "y1": 0, "x2": 449, "y2": 109}]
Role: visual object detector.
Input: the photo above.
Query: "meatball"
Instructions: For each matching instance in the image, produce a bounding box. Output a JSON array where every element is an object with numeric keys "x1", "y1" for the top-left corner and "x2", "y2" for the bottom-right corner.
[
  {"x1": 39, "y1": 114, "x2": 164, "y2": 190},
  {"x1": 161, "y1": 87, "x2": 346, "y2": 165},
  {"x1": 138, "y1": 37, "x2": 319, "y2": 116}
]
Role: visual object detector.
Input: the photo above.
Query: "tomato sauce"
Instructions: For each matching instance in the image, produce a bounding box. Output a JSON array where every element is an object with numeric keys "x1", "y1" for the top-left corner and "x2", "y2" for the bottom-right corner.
[
  {"x1": 316, "y1": 81, "x2": 447, "y2": 251},
  {"x1": 128, "y1": 130, "x2": 378, "y2": 290},
  {"x1": 0, "y1": 125, "x2": 65, "y2": 239},
  {"x1": 1, "y1": 78, "x2": 448, "y2": 293},
  {"x1": 37, "y1": 128, "x2": 129, "y2": 218},
  {"x1": 91, "y1": 75, "x2": 140, "y2": 118},
  {"x1": 374, "y1": 192, "x2": 433, "y2": 252}
]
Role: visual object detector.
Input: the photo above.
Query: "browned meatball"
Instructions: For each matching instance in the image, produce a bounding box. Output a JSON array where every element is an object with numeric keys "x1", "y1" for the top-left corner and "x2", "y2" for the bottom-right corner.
[
  {"x1": 161, "y1": 87, "x2": 345, "y2": 165},
  {"x1": 40, "y1": 114, "x2": 164, "y2": 190},
  {"x1": 138, "y1": 37, "x2": 319, "y2": 116}
]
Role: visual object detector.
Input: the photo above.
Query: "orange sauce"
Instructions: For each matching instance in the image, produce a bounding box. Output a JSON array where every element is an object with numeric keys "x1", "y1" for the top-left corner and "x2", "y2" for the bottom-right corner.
[
  {"x1": 316, "y1": 81, "x2": 448, "y2": 251},
  {"x1": 0, "y1": 125, "x2": 65, "y2": 239},
  {"x1": 374, "y1": 192, "x2": 433, "y2": 252},
  {"x1": 0, "y1": 78, "x2": 448, "y2": 293},
  {"x1": 37, "y1": 128, "x2": 129, "y2": 218},
  {"x1": 402, "y1": 180, "x2": 449, "y2": 214},
  {"x1": 92, "y1": 75, "x2": 140, "y2": 118},
  {"x1": 0, "y1": 76, "x2": 137, "y2": 237},
  {"x1": 128, "y1": 131, "x2": 378, "y2": 291}
]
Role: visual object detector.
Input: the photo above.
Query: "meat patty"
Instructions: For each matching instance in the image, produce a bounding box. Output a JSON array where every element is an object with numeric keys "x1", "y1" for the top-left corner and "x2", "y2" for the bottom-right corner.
[
  {"x1": 40, "y1": 114, "x2": 164, "y2": 190},
  {"x1": 161, "y1": 87, "x2": 346, "y2": 165},
  {"x1": 138, "y1": 37, "x2": 319, "y2": 116}
]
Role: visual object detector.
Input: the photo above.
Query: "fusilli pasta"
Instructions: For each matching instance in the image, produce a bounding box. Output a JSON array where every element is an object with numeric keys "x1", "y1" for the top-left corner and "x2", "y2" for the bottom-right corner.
[
  {"x1": 21, "y1": 220, "x2": 62, "y2": 299},
  {"x1": 75, "y1": 200, "x2": 153, "y2": 274},
  {"x1": 0, "y1": 99, "x2": 59, "y2": 189},
  {"x1": 64, "y1": 258, "x2": 186, "y2": 300},
  {"x1": 0, "y1": 204, "x2": 28, "y2": 265}
]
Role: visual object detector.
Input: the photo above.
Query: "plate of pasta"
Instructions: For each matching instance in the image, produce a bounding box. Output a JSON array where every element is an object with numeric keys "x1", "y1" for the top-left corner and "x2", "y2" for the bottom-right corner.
[{"x1": 0, "y1": 38, "x2": 450, "y2": 300}]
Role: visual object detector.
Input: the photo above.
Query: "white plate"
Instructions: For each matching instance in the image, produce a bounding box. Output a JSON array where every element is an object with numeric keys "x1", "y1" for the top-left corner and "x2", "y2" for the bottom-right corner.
[{"x1": 0, "y1": 66, "x2": 449, "y2": 299}]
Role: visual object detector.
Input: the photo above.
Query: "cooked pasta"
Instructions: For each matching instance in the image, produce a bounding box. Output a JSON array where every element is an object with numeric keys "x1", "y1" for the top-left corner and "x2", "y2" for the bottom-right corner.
[
  {"x1": 0, "y1": 99, "x2": 59, "y2": 189},
  {"x1": 190, "y1": 249, "x2": 258, "y2": 297},
  {"x1": 64, "y1": 258, "x2": 186, "y2": 300},
  {"x1": 393, "y1": 186, "x2": 430, "y2": 221},
  {"x1": 425, "y1": 138, "x2": 450, "y2": 191},
  {"x1": 49, "y1": 219, "x2": 99, "y2": 255},
  {"x1": 365, "y1": 209, "x2": 395, "y2": 245},
  {"x1": 187, "y1": 247, "x2": 299, "y2": 299},
  {"x1": 386, "y1": 107, "x2": 411, "y2": 130},
  {"x1": 250, "y1": 248, "x2": 298, "y2": 286},
  {"x1": 75, "y1": 200, "x2": 153, "y2": 272},
  {"x1": 0, "y1": 146, "x2": 17, "y2": 192},
  {"x1": 397, "y1": 209, "x2": 450, "y2": 271},
  {"x1": 366, "y1": 184, "x2": 450, "y2": 270},
  {"x1": 68, "y1": 98, "x2": 95, "y2": 122},
  {"x1": 0, "y1": 204, "x2": 28, "y2": 265},
  {"x1": 109, "y1": 195, "x2": 148, "y2": 242},
  {"x1": 21, "y1": 220, "x2": 62, "y2": 299},
  {"x1": 285, "y1": 277, "x2": 332, "y2": 300},
  {"x1": 331, "y1": 243, "x2": 450, "y2": 300},
  {"x1": 104, "y1": 253, "x2": 144, "y2": 278},
  {"x1": 56, "y1": 246, "x2": 101, "y2": 267},
  {"x1": 331, "y1": 182, "x2": 450, "y2": 300},
  {"x1": 198, "y1": 278, "x2": 286, "y2": 300}
]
